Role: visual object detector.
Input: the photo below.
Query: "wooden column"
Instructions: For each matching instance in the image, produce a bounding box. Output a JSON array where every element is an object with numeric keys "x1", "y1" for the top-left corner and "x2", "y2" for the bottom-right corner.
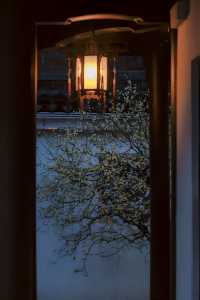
[
  {"x1": 0, "y1": 2, "x2": 36, "y2": 299},
  {"x1": 170, "y1": 28, "x2": 177, "y2": 300},
  {"x1": 80, "y1": 56, "x2": 84, "y2": 111},
  {"x1": 191, "y1": 56, "x2": 200, "y2": 300},
  {"x1": 112, "y1": 57, "x2": 117, "y2": 111},
  {"x1": 67, "y1": 57, "x2": 72, "y2": 98},
  {"x1": 148, "y1": 40, "x2": 170, "y2": 300}
]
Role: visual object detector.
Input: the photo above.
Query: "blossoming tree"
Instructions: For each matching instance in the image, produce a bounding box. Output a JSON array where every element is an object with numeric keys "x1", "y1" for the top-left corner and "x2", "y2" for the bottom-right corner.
[{"x1": 37, "y1": 80, "x2": 151, "y2": 275}]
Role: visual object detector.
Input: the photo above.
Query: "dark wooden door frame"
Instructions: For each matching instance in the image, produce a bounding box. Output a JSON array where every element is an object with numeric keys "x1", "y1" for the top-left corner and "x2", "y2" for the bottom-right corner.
[
  {"x1": 170, "y1": 28, "x2": 177, "y2": 300},
  {"x1": 191, "y1": 56, "x2": 200, "y2": 300},
  {"x1": 145, "y1": 35, "x2": 171, "y2": 300},
  {"x1": 35, "y1": 23, "x2": 173, "y2": 300},
  {"x1": 0, "y1": 7, "x2": 175, "y2": 300}
]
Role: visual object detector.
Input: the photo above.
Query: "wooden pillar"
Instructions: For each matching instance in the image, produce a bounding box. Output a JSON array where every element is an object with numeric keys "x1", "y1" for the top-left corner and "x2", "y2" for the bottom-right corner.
[
  {"x1": 80, "y1": 56, "x2": 84, "y2": 111},
  {"x1": 0, "y1": 2, "x2": 36, "y2": 299},
  {"x1": 170, "y1": 28, "x2": 177, "y2": 300},
  {"x1": 148, "y1": 40, "x2": 170, "y2": 300},
  {"x1": 191, "y1": 56, "x2": 200, "y2": 300},
  {"x1": 112, "y1": 57, "x2": 117, "y2": 111},
  {"x1": 67, "y1": 57, "x2": 72, "y2": 98},
  {"x1": 34, "y1": 35, "x2": 40, "y2": 112}
]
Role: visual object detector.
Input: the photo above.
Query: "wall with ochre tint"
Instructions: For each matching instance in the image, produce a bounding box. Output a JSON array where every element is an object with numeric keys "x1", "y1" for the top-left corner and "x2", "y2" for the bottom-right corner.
[{"x1": 171, "y1": 1, "x2": 200, "y2": 299}]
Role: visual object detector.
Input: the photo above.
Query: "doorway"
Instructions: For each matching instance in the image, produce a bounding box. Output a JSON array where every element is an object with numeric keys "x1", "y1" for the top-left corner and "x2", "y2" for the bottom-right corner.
[{"x1": 35, "y1": 15, "x2": 171, "y2": 300}]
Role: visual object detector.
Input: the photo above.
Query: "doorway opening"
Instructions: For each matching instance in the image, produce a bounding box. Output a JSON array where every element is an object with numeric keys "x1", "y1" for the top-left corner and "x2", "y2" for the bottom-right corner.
[{"x1": 35, "y1": 14, "x2": 171, "y2": 300}]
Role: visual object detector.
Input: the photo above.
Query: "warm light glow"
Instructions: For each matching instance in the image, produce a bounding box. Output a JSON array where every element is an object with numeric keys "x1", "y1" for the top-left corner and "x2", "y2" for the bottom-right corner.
[
  {"x1": 76, "y1": 57, "x2": 82, "y2": 91},
  {"x1": 84, "y1": 56, "x2": 97, "y2": 89},
  {"x1": 100, "y1": 56, "x2": 108, "y2": 90}
]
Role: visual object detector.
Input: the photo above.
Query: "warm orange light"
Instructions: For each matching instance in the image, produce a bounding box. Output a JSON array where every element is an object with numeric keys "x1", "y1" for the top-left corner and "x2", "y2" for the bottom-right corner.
[
  {"x1": 75, "y1": 55, "x2": 108, "y2": 93},
  {"x1": 84, "y1": 56, "x2": 97, "y2": 89}
]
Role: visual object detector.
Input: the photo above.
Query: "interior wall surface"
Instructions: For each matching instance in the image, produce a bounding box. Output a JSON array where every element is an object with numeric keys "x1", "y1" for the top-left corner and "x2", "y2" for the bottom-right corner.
[{"x1": 171, "y1": 0, "x2": 200, "y2": 299}]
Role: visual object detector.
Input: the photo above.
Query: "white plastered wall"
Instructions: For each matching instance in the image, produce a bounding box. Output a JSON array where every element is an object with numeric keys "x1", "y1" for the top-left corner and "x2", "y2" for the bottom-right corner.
[{"x1": 171, "y1": 1, "x2": 200, "y2": 299}]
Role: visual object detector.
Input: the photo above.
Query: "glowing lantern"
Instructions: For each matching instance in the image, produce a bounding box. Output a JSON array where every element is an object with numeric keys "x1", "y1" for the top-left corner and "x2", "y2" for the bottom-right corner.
[
  {"x1": 74, "y1": 53, "x2": 108, "y2": 111},
  {"x1": 75, "y1": 55, "x2": 108, "y2": 91},
  {"x1": 67, "y1": 35, "x2": 112, "y2": 111},
  {"x1": 84, "y1": 55, "x2": 98, "y2": 89}
]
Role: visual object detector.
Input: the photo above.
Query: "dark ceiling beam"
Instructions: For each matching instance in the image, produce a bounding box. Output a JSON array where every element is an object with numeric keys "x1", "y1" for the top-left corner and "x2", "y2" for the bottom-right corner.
[
  {"x1": 64, "y1": 13, "x2": 144, "y2": 24},
  {"x1": 37, "y1": 15, "x2": 169, "y2": 50},
  {"x1": 32, "y1": 0, "x2": 177, "y2": 23},
  {"x1": 56, "y1": 22, "x2": 168, "y2": 48}
]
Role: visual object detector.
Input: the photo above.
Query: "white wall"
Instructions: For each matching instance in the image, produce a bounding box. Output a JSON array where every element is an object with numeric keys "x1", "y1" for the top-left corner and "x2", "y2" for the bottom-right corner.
[
  {"x1": 171, "y1": 1, "x2": 200, "y2": 299},
  {"x1": 36, "y1": 115, "x2": 150, "y2": 300}
]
